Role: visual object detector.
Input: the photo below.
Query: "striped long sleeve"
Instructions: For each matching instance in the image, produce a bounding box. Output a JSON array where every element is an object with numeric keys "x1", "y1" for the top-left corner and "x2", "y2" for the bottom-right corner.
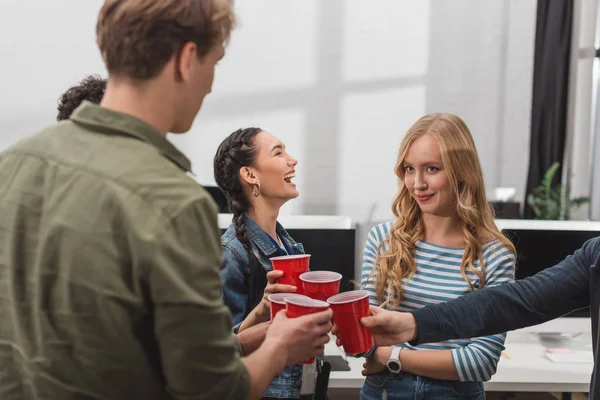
[{"x1": 361, "y1": 222, "x2": 515, "y2": 382}]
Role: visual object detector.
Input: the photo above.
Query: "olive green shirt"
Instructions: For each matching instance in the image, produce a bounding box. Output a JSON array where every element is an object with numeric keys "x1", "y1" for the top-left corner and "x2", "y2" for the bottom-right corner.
[{"x1": 0, "y1": 102, "x2": 250, "y2": 400}]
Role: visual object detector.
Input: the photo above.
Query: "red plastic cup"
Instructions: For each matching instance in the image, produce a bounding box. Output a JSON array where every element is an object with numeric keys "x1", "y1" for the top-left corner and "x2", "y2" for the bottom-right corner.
[
  {"x1": 268, "y1": 293, "x2": 310, "y2": 320},
  {"x1": 285, "y1": 296, "x2": 330, "y2": 364},
  {"x1": 327, "y1": 290, "x2": 373, "y2": 355},
  {"x1": 300, "y1": 271, "x2": 342, "y2": 301},
  {"x1": 270, "y1": 254, "x2": 311, "y2": 294}
]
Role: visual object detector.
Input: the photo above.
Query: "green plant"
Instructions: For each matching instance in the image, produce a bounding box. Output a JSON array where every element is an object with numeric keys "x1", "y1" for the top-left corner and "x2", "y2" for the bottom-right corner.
[{"x1": 526, "y1": 162, "x2": 590, "y2": 220}]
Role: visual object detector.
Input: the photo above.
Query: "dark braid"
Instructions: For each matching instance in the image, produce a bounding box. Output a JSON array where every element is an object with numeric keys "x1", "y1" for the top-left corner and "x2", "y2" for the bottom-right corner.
[{"x1": 213, "y1": 127, "x2": 262, "y2": 251}]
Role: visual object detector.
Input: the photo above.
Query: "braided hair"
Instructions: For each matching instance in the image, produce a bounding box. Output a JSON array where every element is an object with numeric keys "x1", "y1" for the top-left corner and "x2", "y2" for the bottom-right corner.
[{"x1": 214, "y1": 127, "x2": 262, "y2": 251}]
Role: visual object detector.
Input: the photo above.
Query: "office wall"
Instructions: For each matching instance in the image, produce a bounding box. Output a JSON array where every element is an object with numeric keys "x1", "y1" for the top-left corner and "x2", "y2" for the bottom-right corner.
[
  {"x1": 571, "y1": 0, "x2": 600, "y2": 220},
  {"x1": 0, "y1": 0, "x2": 536, "y2": 222},
  {"x1": 0, "y1": 0, "x2": 105, "y2": 149}
]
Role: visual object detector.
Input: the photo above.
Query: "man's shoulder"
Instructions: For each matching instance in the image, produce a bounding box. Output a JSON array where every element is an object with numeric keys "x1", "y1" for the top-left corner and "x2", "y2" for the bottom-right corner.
[
  {"x1": 121, "y1": 162, "x2": 214, "y2": 219},
  {"x1": 3, "y1": 122, "x2": 213, "y2": 221}
]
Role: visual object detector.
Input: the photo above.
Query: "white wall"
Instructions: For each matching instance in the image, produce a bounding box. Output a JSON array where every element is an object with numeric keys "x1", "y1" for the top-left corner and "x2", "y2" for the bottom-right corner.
[
  {"x1": 0, "y1": 0, "x2": 105, "y2": 150},
  {"x1": 424, "y1": 0, "x2": 536, "y2": 216},
  {"x1": 0, "y1": 0, "x2": 537, "y2": 223},
  {"x1": 565, "y1": 0, "x2": 598, "y2": 220}
]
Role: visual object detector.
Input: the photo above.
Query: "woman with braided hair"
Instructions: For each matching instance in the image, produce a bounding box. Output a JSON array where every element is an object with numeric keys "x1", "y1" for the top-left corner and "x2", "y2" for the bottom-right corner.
[{"x1": 214, "y1": 127, "x2": 317, "y2": 400}]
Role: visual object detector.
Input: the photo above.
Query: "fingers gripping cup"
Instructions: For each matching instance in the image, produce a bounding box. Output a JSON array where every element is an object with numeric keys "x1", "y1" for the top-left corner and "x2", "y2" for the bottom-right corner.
[
  {"x1": 267, "y1": 293, "x2": 310, "y2": 320},
  {"x1": 270, "y1": 254, "x2": 311, "y2": 294},
  {"x1": 285, "y1": 296, "x2": 330, "y2": 364},
  {"x1": 300, "y1": 271, "x2": 342, "y2": 301},
  {"x1": 327, "y1": 290, "x2": 373, "y2": 355}
]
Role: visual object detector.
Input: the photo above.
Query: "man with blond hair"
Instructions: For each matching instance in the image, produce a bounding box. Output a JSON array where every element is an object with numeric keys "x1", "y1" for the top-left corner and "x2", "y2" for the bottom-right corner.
[{"x1": 0, "y1": 1, "x2": 331, "y2": 399}]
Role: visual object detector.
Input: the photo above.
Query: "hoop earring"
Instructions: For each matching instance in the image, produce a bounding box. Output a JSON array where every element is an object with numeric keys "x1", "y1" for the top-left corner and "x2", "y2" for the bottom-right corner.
[{"x1": 252, "y1": 182, "x2": 261, "y2": 197}]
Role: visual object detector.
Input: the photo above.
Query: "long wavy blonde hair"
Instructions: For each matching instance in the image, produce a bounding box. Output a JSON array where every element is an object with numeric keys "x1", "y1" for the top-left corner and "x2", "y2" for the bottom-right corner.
[{"x1": 373, "y1": 113, "x2": 516, "y2": 308}]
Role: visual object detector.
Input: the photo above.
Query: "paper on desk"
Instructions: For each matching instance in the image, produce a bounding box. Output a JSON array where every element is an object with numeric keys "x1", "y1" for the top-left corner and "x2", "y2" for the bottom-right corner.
[{"x1": 545, "y1": 350, "x2": 593, "y2": 363}]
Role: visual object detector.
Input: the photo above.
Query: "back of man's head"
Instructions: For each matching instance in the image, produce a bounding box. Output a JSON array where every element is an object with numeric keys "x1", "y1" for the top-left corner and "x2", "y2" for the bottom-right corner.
[
  {"x1": 57, "y1": 75, "x2": 107, "y2": 121},
  {"x1": 96, "y1": 0, "x2": 235, "y2": 80}
]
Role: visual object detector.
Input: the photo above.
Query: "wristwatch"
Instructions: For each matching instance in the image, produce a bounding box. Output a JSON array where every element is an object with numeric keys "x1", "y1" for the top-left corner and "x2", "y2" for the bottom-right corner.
[{"x1": 386, "y1": 346, "x2": 403, "y2": 374}]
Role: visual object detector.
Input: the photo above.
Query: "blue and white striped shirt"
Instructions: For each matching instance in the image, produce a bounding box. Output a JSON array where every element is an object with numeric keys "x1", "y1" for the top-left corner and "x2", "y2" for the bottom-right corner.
[{"x1": 362, "y1": 222, "x2": 515, "y2": 382}]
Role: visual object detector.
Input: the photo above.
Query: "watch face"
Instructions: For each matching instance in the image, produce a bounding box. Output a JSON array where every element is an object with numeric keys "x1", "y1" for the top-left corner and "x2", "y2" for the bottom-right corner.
[{"x1": 387, "y1": 361, "x2": 401, "y2": 372}]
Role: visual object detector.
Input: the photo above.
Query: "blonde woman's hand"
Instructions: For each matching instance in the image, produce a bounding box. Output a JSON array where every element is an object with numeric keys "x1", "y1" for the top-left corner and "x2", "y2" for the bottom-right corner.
[{"x1": 361, "y1": 347, "x2": 392, "y2": 376}]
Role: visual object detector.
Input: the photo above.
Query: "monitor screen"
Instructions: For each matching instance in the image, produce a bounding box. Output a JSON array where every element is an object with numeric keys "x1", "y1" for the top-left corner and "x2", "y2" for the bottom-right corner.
[
  {"x1": 286, "y1": 228, "x2": 356, "y2": 292},
  {"x1": 205, "y1": 186, "x2": 229, "y2": 213},
  {"x1": 501, "y1": 227, "x2": 598, "y2": 318}
]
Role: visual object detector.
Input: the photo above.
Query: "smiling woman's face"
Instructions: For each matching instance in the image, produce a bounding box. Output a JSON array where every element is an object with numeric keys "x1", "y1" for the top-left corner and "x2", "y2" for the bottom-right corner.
[
  {"x1": 249, "y1": 130, "x2": 299, "y2": 203},
  {"x1": 403, "y1": 133, "x2": 454, "y2": 217}
]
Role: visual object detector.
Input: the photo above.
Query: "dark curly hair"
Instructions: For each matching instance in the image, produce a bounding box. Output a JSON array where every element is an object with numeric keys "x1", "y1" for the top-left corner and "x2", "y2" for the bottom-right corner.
[
  {"x1": 214, "y1": 127, "x2": 262, "y2": 251},
  {"x1": 57, "y1": 75, "x2": 106, "y2": 121}
]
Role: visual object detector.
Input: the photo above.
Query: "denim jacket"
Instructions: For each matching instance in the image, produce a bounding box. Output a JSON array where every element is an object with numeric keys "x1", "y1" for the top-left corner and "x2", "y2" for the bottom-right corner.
[{"x1": 221, "y1": 214, "x2": 306, "y2": 399}]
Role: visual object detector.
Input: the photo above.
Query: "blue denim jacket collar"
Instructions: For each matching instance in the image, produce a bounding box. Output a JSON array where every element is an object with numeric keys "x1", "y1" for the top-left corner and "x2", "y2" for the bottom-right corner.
[{"x1": 244, "y1": 213, "x2": 299, "y2": 256}]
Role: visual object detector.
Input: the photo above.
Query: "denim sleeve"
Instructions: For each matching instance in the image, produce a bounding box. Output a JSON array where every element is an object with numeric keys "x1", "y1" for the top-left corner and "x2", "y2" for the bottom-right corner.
[
  {"x1": 220, "y1": 245, "x2": 248, "y2": 330},
  {"x1": 413, "y1": 236, "x2": 598, "y2": 344}
]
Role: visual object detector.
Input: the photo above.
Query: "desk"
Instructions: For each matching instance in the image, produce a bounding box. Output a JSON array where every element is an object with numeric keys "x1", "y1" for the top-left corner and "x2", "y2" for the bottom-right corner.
[{"x1": 326, "y1": 330, "x2": 593, "y2": 394}]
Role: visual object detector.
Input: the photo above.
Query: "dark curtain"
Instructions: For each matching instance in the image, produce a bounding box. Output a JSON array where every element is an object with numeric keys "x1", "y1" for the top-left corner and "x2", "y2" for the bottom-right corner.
[{"x1": 524, "y1": 0, "x2": 574, "y2": 218}]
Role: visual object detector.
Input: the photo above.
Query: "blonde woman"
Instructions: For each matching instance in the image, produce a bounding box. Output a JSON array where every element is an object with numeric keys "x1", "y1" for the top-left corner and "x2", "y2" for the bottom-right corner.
[{"x1": 360, "y1": 114, "x2": 516, "y2": 400}]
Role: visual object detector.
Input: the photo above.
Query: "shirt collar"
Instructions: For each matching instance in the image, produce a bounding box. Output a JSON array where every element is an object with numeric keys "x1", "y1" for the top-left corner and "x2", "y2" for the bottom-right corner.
[
  {"x1": 69, "y1": 101, "x2": 192, "y2": 172},
  {"x1": 244, "y1": 214, "x2": 290, "y2": 256}
]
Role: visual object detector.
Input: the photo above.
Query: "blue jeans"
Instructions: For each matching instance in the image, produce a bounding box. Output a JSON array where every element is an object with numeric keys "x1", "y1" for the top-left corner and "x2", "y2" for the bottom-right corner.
[{"x1": 360, "y1": 371, "x2": 485, "y2": 400}]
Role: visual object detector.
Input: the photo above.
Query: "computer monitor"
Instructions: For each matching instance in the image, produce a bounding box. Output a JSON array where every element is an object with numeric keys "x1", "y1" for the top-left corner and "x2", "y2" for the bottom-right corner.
[
  {"x1": 205, "y1": 186, "x2": 229, "y2": 213},
  {"x1": 495, "y1": 219, "x2": 600, "y2": 333}
]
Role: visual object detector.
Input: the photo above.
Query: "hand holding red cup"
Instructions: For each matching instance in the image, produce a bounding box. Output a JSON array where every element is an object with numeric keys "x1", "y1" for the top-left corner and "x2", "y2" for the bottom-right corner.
[
  {"x1": 327, "y1": 290, "x2": 373, "y2": 355},
  {"x1": 285, "y1": 296, "x2": 331, "y2": 364},
  {"x1": 270, "y1": 254, "x2": 311, "y2": 294}
]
